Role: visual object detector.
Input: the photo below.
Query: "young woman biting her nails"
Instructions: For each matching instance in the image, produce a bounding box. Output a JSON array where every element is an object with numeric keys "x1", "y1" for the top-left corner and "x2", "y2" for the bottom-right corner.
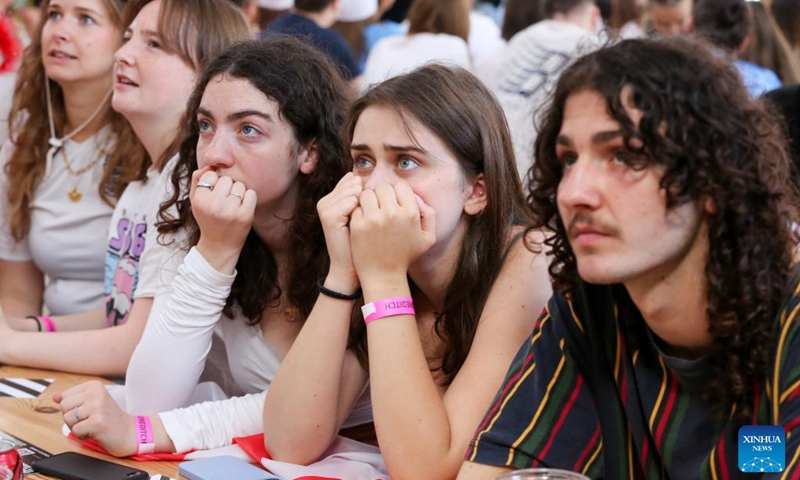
[{"x1": 264, "y1": 65, "x2": 553, "y2": 480}]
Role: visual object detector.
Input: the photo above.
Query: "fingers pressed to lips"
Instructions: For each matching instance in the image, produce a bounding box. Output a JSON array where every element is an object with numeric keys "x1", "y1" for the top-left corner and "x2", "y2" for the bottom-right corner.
[
  {"x1": 359, "y1": 189, "x2": 379, "y2": 215},
  {"x1": 230, "y1": 181, "x2": 247, "y2": 198},
  {"x1": 197, "y1": 169, "x2": 219, "y2": 187},
  {"x1": 393, "y1": 182, "x2": 416, "y2": 210},
  {"x1": 373, "y1": 183, "x2": 399, "y2": 211}
]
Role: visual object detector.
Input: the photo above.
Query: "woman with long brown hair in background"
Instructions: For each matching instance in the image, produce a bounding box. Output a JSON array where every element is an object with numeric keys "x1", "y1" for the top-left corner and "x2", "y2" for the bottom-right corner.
[
  {"x1": 742, "y1": 0, "x2": 800, "y2": 85},
  {"x1": 361, "y1": 0, "x2": 472, "y2": 91}
]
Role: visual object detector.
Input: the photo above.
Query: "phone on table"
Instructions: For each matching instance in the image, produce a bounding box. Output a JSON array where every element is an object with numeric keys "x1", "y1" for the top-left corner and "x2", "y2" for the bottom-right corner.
[
  {"x1": 179, "y1": 455, "x2": 285, "y2": 480},
  {"x1": 31, "y1": 451, "x2": 149, "y2": 480}
]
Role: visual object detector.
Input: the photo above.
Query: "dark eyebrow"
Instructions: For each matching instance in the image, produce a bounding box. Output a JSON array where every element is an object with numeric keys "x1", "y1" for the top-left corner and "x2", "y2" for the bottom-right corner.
[
  {"x1": 228, "y1": 110, "x2": 273, "y2": 123},
  {"x1": 197, "y1": 107, "x2": 214, "y2": 120},
  {"x1": 350, "y1": 143, "x2": 428, "y2": 154},
  {"x1": 196, "y1": 108, "x2": 274, "y2": 124},
  {"x1": 592, "y1": 130, "x2": 624, "y2": 144},
  {"x1": 556, "y1": 130, "x2": 624, "y2": 148}
]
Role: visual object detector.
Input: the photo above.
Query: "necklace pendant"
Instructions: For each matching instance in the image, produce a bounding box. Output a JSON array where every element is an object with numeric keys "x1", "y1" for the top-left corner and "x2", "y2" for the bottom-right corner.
[
  {"x1": 49, "y1": 137, "x2": 63, "y2": 148},
  {"x1": 67, "y1": 187, "x2": 82, "y2": 202}
]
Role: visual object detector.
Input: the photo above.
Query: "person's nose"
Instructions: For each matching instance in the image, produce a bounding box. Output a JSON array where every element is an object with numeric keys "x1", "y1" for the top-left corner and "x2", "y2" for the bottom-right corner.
[
  {"x1": 114, "y1": 38, "x2": 136, "y2": 66},
  {"x1": 361, "y1": 162, "x2": 396, "y2": 190},
  {"x1": 48, "y1": 17, "x2": 73, "y2": 44},
  {"x1": 199, "y1": 129, "x2": 235, "y2": 170},
  {"x1": 556, "y1": 157, "x2": 602, "y2": 212}
]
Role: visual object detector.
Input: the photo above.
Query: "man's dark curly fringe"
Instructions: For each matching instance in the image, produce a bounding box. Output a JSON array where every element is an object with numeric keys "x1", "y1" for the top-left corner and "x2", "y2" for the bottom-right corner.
[
  {"x1": 157, "y1": 38, "x2": 351, "y2": 324},
  {"x1": 527, "y1": 37, "x2": 800, "y2": 420}
]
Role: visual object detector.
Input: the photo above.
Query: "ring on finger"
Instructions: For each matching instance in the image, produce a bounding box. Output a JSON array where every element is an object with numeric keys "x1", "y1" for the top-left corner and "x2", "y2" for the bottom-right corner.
[
  {"x1": 197, "y1": 181, "x2": 215, "y2": 190},
  {"x1": 73, "y1": 407, "x2": 82, "y2": 423},
  {"x1": 230, "y1": 192, "x2": 243, "y2": 201}
]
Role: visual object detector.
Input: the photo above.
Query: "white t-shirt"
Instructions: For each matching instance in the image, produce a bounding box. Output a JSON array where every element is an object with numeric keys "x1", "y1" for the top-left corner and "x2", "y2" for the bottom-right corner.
[
  {"x1": 492, "y1": 20, "x2": 600, "y2": 184},
  {"x1": 362, "y1": 32, "x2": 471, "y2": 91},
  {"x1": 104, "y1": 156, "x2": 177, "y2": 326},
  {"x1": 0, "y1": 73, "x2": 16, "y2": 146},
  {"x1": 0, "y1": 128, "x2": 115, "y2": 315},
  {"x1": 125, "y1": 247, "x2": 373, "y2": 453},
  {"x1": 468, "y1": 11, "x2": 506, "y2": 66}
]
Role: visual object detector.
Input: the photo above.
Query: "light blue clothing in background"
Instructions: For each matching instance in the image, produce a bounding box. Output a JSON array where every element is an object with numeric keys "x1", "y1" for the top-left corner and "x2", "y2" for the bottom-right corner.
[
  {"x1": 474, "y1": 1, "x2": 505, "y2": 26},
  {"x1": 362, "y1": 21, "x2": 405, "y2": 71},
  {"x1": 735, "y1": 59, "x2": 782, "y2": 98}
]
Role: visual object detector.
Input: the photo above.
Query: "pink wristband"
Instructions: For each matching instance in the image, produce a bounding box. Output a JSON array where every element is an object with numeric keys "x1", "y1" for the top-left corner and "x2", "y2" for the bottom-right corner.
[
  {"x1": 38, "y1": 316, "x2": 56, "y2": 332},
  {"x1": 361, "y1": 297, "x2": 415, "y2": 324},
  {"x1": 134, "y1": 416, "x2": 155, "y2": 455}
]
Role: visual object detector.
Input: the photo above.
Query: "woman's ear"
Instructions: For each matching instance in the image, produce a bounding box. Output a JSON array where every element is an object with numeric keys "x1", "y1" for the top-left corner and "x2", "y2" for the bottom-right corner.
[
  {"x1": 297, "y1": 139, "x2": 319, "y2": 175},
  {"x1": 464, "y1": 173, "x2": 488, "y2": 216}
]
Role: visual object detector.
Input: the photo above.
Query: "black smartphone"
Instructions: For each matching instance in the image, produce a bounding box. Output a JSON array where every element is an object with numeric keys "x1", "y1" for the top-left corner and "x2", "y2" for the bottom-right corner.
[{"x1": 31, "y1": 452, "x2": 149, "y2": 480}]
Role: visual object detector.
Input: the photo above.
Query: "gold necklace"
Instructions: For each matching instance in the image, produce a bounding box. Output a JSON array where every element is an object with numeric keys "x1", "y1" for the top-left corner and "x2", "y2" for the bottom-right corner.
[{"x1": 60, "y1": 144, "x2": 105, "y2": 202}]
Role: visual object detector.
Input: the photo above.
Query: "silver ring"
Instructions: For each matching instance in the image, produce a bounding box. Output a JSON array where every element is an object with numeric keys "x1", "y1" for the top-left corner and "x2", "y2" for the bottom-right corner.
[
  {"x1": 73, "y1": 407, "x2": 82, "y2": 423},
  {"x1": 197, "y1": 181, "x2": 214, "y2": 190},
  {"x1": 230, "y1": 192, "x2": 243, "y2": 201}
]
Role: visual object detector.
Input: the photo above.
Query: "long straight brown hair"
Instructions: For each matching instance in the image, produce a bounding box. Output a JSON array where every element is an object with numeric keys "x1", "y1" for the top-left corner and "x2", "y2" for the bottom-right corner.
[
  {"x1": 6, "y1": 0, "x2": 148, "y2": 241},
  {"x1": 345, "y1": 65, "x2": 535, "y2": 384},
  {"x1": 407, "y1": 0, "x2": 470, "y2": 42}
]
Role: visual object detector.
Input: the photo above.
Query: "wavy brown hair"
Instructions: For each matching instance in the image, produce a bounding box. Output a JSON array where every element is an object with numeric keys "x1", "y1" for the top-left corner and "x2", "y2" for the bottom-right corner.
[
  {"x1": 345, "y1": 65, "x2": 535, "y2": 384},
  {"x1": 528, "y1": 37, "x2": 799, "y2": 420},
  {"x1": 5, "y1": 0, "x2": 148, "y2": 241},
  {"x1": 158, "y1": 38, "x2": 350, "y2": 324}
]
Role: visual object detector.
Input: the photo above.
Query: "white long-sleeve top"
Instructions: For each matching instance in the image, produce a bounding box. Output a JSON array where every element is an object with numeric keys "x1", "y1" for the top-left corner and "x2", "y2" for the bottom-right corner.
[{"x1": 125, "y1": 247, "x2": 373, "y2": 453}]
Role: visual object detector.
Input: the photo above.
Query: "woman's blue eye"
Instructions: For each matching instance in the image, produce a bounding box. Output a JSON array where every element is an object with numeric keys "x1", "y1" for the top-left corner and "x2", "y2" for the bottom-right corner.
[
  {"x1": 198, "y1": 120, "x2": 212, "y2": 132},
  {"x1": 47, "y1": 10, "x2": 62, "y2": 20},
  {"x1": 79, "y1": 15, "x2": 95, "y2": 25},
  {"x1": 241, "y1": 125, "x2": 258, "y2": 136},
  {"x1": 354, "y1": 156, "x2": 372, "y2": 169},
  {"x1": 398, "y1": 156, "x2": 419, "y2": 170}
]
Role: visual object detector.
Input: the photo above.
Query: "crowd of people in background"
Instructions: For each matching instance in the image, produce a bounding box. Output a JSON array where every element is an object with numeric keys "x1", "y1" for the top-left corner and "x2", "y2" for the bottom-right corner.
[{"x1": 0, "y1": 0, "x2": 799, "y2": 479}]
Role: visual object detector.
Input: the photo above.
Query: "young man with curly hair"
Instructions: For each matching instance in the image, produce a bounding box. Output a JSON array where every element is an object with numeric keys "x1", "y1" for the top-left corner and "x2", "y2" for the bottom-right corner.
[{"x1": 457, "y1": 37, "x2": 800, "y2": 480}]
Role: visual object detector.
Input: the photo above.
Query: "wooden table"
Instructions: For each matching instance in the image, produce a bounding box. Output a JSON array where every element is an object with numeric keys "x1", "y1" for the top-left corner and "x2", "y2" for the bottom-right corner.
[{"x1": 0, "y1": 365, "x2": 180, "y2": 479}]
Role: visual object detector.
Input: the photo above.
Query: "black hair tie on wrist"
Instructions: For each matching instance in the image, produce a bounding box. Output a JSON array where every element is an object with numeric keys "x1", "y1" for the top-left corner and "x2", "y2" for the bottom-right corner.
[
  {"x1": 317, "y1": 277, "x2": 362, "y2": 301},
  {"x1": 27, "y1": 315, "x2": 42, "y2": 332}
]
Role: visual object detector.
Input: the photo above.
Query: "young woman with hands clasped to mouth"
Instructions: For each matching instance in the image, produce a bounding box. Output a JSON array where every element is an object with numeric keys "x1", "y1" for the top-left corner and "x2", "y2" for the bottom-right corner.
[
  {"x1": 51, "y1": 38, "x2": 376, "y2": 459},
  {"x1": 264, "y1": 64, "x2": 553, "y2": 479}
]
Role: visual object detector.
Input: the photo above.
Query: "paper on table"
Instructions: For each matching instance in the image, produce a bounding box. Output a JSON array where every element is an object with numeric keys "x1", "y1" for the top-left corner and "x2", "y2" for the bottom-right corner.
[{"x1": 0, "y1": 378, "x2": 54, "y2": 398}]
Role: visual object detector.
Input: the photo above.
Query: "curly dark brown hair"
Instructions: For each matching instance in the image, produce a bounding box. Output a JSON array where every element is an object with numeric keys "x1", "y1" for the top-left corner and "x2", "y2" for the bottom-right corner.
[
  {"x1": 158, "y1": 38, "x2": 351, "y2": 324},
  {"x1": 528, "y1": 37, "x2": 800, "y2": 420}
]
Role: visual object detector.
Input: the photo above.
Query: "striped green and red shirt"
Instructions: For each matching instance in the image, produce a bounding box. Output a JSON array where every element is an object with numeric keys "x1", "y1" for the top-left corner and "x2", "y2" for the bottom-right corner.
[{"x1": 467, "y1": 279, "x2": 800, "y2": 480}]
